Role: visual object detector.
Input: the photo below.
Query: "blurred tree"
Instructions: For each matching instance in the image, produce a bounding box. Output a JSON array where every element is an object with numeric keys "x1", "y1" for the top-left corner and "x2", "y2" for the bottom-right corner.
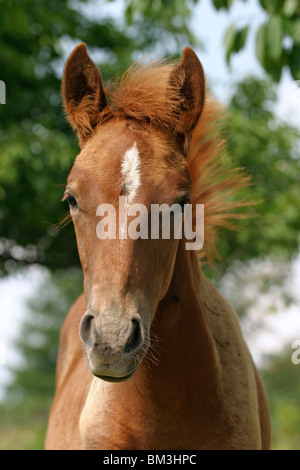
[
  {"x1": 123, "y1": 0, "x2": 300, "y2": 82},
  {"x1": 216, "y1": 0, "x2": 300, "y2": 82},
  {"x1": 6, "y1": 268, "x2": 82, "y2": 403},
  {"x1": 215, "y1": 76, "x2": 300, "y2": 269},
  {"x1": 0, "y1": 267, "x2": 82, "y2": 450},
  {"x1": 261, "y1": 350, "x2": 300, "y2": 450},
  {"x1": 120, "y1": 0, "x2": 196, "y2": 53}
]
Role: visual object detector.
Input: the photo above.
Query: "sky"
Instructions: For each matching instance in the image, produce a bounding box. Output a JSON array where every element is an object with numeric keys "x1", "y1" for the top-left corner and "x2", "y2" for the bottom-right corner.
[{"x1": 1, "y1": 0, "x2": 300, "y2": 398}]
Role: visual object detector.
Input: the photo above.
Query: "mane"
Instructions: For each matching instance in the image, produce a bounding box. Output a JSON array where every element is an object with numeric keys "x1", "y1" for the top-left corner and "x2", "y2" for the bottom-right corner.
[
  {"x1": 102, "y1": 59, "x2": 185, "y2": 132},
  {"x1": 187, "y1": 100, "x2": 251, "y2": 264},
  {"x1": 99, "y1": 59, "x2": 251, "y2": 264}
]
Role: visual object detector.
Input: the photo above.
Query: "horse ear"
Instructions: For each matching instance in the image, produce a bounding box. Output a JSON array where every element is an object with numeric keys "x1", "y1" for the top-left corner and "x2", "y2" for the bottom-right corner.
[
  {"x1": 62, "y1": 43, "x2": 108, "y2": 145},
  {"x1": 169, "y1": 47, "x2": 205, "y2": 155}
]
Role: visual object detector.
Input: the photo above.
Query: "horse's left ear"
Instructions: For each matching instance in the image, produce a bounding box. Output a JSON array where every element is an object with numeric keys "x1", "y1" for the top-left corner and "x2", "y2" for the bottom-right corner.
[
  {"x1": 169, "y1": 47, "x2": 205, "y2": 155},
  {"x1": 62, "y1": 43, "x2": 109, "y2": 147}
]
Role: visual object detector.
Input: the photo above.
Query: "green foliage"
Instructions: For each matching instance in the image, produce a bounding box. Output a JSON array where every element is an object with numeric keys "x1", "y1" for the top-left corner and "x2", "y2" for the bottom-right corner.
[
  {"x1": 224, "y1": 24, "x2": 249, "y2": 64},
  {"x1": 0, "y1": 398, "x2": 49, "y2": 450},
  {"x1": 218, "y1": 0, "x2": 300, "y2": 81},
  {"x1": 261, "y1": 351, "x2": 300, "y2": 449},
  {"x1": 255, "y1": 19, "x2": 286, "y2": 82},
  {"x1": 0, "y1": 267, "x2": 82, "y2": 449},
  {"x1": 215, "y1": 76, "x2": 300, "y2": 269},
  {"x1": 122, "y1": 0, "x2": 196, "y2": 51},
  {"x1": 125, "y1": 0, "x2": 300, "y2": 81}
]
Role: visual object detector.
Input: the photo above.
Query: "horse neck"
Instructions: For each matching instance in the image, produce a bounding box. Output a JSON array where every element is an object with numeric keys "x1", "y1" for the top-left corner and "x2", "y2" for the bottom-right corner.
[{"x1": 137, "y1": 239, "x2": 219, "y2": 398}]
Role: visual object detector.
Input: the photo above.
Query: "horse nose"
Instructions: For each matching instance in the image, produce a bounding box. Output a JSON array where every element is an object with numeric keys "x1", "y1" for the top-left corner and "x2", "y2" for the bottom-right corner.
[{"x1": 79, "y1": 312, "x2": 142, "y2": 356}]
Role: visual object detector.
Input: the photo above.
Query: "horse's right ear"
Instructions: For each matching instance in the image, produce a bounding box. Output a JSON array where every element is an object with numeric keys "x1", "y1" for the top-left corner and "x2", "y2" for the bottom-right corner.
[{"x1": 62, "y1": 43, "x2": 108, "y2": 146}]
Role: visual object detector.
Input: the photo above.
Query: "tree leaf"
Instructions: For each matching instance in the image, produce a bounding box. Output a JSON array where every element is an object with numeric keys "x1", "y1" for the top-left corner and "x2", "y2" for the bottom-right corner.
[
  {"x1": 267, "y1": 15, "x2": 283, "y2": 60},
  {"x1": 286, "y1": 19, "x2": 300, "y2": 44},
  {"x1": 237, "y1": 25, "x2": 249, "y2": 50},
  {"x1": 259, "y1": 0, "x2": 285, "y2": 14},
  {"x1": 223, "y1": 23, "x2": 237, "y2": 64},
  {"x1": 259, "y1": 0, "x2": 272, "y2": 13},
  {"x1": 268, "y1": 58, "x2": 284, "y2": 82},
  {"x1": 125, "y1": 3, "x2": 133, "y2": 25},
  {"x1": 256, "y1": 23, "x2": 268, "y2": 69},
  {"x1": 283, "y1": 0, "x2": 299, "y2": 17},
  {"x1": 222, "y1": 24, "x2": 249, "y2": 65}
]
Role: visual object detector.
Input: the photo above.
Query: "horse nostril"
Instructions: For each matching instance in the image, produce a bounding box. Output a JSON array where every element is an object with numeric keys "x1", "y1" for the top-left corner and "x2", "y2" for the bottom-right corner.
[
  {"x1": 79, "y1": 313, "x2": 94, "y2": 344},
  {"x1": 125, "y1": 319, "x2": 142, "y2": 355}
]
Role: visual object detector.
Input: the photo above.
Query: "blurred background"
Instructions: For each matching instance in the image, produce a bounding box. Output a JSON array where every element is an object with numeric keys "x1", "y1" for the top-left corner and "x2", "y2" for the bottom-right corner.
[{"x1": 0, "y1": 0, "x2": 300, "y2": 450}]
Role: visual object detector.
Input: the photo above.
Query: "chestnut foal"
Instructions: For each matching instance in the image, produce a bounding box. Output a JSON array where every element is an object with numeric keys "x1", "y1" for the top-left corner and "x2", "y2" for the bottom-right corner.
[{"x1": 45, "y1": 44, "x2": 270, "y2": 450}]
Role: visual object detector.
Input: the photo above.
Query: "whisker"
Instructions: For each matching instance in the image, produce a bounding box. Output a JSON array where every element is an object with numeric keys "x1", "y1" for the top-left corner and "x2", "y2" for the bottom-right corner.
[{"x1": 51, "y1": 211, "x2": 72, "y2": 235}]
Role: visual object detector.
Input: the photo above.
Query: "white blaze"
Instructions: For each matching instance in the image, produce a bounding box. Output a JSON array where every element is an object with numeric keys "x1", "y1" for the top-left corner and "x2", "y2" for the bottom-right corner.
[{"x1": 121, "y1": 142, "x2": 140, "y2": 203}]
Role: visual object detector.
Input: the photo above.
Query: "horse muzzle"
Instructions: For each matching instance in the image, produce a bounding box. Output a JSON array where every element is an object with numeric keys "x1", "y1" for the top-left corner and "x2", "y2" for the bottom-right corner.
[{"x1": 79, "y1": 309, "x2": 145, "y2": 381}]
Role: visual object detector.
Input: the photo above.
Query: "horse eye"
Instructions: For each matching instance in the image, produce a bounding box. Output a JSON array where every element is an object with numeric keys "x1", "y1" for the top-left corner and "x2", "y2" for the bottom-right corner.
[
  {"x1": 67, "y1": 195, "x2": 78, "y2": 208},
  {"x1": 179, "y1": 195, "x2": 190, "y2": 213}
]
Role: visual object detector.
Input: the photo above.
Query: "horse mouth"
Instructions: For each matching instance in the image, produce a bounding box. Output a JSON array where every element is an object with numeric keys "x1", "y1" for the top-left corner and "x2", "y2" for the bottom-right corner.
[{"x1": 94, "y1": 370, "x2": 136, "y2": 382}]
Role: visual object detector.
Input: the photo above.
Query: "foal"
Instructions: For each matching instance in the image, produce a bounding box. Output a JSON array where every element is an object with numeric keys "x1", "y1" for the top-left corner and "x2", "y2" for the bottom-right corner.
[{"x1": 45, "y1": 44, "x2": 271, "y2": 450}]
